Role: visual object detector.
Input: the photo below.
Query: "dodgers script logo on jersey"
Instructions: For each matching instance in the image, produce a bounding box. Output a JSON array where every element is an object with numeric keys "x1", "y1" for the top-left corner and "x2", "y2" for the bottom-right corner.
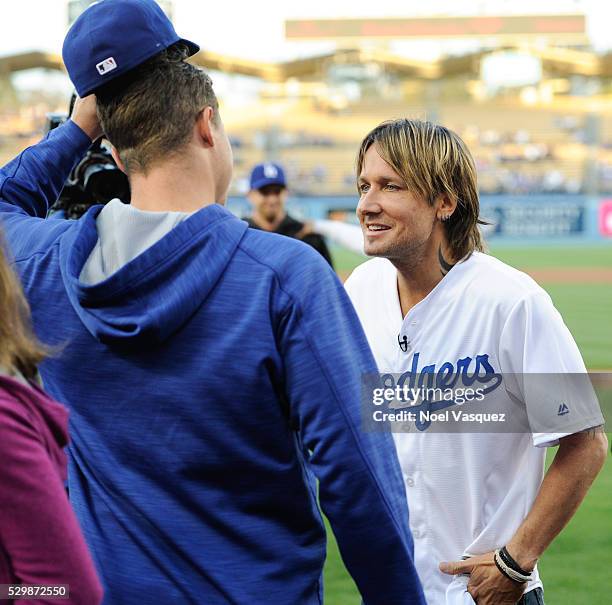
[{"x1": 382, "y1": 351, "x2": 503, "y2": 431}]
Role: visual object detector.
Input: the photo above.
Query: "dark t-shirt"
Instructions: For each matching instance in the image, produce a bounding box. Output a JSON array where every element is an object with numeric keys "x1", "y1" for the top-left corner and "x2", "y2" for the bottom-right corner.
[{"x1": 246, "y1": 215, "x2": 334, "y2": 268}]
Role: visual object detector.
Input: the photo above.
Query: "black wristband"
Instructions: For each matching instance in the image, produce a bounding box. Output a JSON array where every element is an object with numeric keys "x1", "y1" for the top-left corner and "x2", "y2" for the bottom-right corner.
[
  {"x1": 499, "y1": 546, "x2": 532, "y2": 576},
  {"x1": 494, "y1": 552, "x2": 524, "y2": 584}
]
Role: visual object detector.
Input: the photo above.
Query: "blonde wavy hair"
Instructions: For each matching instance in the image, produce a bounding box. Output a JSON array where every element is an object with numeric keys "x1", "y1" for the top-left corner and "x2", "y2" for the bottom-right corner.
[{"x1": 356, "y1": 119, "x2": 487, "y2": 260}]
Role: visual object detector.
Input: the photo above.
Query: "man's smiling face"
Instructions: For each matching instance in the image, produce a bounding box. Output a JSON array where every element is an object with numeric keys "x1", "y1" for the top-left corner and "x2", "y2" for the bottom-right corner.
[{"x1": 356, "y1": 145, "x2": 437, "y2": 260}]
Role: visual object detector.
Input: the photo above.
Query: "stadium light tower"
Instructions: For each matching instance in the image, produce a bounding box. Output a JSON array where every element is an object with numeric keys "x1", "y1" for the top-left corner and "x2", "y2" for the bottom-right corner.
[{"x1": 67, "y1": 0, "x2": 174, "y2": 25}]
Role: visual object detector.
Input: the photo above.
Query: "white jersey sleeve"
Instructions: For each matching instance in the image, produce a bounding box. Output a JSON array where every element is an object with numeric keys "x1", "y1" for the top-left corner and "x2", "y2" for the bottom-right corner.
[{"x1": 498, "y1": 291, "x2": 604, "y2": 447}]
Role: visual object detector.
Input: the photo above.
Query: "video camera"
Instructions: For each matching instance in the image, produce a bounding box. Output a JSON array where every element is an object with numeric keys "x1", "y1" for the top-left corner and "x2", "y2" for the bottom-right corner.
[{"x1": 46, "y1": 96, "x2": 130, "y2": 219}]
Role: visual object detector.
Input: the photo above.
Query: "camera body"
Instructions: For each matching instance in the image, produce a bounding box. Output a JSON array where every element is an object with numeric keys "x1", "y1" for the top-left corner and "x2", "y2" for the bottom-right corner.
[{"x1": 46, "y1": 111, "x2": 130, "y2": 219}]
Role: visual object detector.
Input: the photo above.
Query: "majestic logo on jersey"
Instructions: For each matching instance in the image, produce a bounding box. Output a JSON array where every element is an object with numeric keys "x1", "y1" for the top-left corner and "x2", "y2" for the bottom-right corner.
[
  {"x1": 382, "y1": 352, "x2": 503, "y2": 431},
  {"x1": 557, "y1": 403, "x2": 570, "y2": 416}
]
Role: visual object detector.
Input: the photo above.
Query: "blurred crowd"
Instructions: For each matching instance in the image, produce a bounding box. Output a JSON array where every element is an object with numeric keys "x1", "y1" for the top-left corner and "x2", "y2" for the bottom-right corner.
[{"x1": 2, "y1": 107, "x2": 612, "y2": 197}]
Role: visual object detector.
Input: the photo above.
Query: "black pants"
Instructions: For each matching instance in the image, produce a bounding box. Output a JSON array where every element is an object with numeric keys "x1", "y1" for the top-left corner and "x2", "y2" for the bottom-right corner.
[{"x1": 519, "y1": 588, "x2": 545, "y2": 605}]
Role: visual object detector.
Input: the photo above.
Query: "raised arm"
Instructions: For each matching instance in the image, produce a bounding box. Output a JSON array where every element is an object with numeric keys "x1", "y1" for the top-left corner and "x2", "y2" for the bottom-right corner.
[
  {"x1": 276, "y1": 248, "x2": 425, "y2": 605},
  {"x1": 0, "y1": 96, "x2": 99, "y2": 259}
]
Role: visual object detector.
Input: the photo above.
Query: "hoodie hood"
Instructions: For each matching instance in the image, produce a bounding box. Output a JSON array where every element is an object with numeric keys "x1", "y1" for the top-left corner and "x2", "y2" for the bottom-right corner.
[{"x1": 59, "y1": 204, "x2": 248, "y2": 346}]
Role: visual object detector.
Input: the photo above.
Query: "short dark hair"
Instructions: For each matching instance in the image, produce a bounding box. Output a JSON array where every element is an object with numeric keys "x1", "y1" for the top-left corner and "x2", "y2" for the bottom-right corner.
[{"x1": 96, "y1": 43, "x2": 218, "y2": 175}]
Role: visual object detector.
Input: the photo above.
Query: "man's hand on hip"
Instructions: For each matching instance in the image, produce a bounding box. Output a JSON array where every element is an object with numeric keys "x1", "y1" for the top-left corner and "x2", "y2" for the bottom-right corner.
[
  {"x1": 440, "y1": 552, "x2": 526, "y2": 604},
  {"x1": 71, "y1": 94, "x2": 103, "y2": 141}
]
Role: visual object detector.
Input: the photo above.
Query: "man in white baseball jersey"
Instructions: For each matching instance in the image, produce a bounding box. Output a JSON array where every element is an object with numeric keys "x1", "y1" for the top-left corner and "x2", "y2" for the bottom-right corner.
[{"x1": 344, "y1": 119, "x2": 608, "y2": 605}]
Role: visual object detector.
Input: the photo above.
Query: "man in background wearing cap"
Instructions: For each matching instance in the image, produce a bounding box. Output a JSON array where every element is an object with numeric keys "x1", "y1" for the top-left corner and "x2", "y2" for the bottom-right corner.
[
  {"x1": 247, "y1": 162, "x2": 334, "y2": 266},
  {"x1": 0, "y1": 1, "x2": 425, "y2": 604}
]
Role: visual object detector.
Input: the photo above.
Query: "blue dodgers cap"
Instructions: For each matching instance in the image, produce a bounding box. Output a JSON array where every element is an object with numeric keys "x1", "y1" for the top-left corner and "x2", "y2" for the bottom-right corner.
[
  {"x1": 62, "y1": 0, "x2": 200, "y2": 97},
  {"x1": 249, "y1": 163, "x2": 287, "y2": 190}
]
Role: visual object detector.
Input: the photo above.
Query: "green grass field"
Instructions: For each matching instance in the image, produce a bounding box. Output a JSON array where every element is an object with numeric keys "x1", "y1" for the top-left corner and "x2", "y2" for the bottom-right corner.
[{"x1": 324, "y1": 244, "x2": 612, "y2": 603}]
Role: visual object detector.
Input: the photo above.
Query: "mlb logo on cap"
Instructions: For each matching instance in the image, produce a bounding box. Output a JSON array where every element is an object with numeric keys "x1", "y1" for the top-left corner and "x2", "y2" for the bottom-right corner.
[
  {"x1": 96, "y1": 57, "x2": 118, "y2": 75},
  {"x1": 250, "y1": 162, "x2": 287, "y2": 190}
]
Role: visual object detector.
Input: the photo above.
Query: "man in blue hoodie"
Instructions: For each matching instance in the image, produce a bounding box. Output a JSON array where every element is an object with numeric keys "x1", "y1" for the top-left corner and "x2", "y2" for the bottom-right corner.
[{"x1": 0, "y1": 1, "x2": 424, "y2": 604}]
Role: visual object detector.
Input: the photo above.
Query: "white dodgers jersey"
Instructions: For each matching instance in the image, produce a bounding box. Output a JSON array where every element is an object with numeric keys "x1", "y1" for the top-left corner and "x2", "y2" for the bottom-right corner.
[{"x1": 345, "y1": 252, "x2": 603, "y2": 604}]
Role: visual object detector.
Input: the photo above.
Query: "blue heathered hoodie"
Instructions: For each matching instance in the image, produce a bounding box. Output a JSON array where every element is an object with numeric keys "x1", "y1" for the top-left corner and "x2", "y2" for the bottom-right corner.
[{"x1": 0, "y1": 121, "x2": 425, "y2": 605}]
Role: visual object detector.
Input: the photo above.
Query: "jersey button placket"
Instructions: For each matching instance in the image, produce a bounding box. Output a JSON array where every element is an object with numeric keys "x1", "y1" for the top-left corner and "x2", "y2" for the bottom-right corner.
[{"x1": 408, "y1": 468, "x2": 426, "y2": 543}]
